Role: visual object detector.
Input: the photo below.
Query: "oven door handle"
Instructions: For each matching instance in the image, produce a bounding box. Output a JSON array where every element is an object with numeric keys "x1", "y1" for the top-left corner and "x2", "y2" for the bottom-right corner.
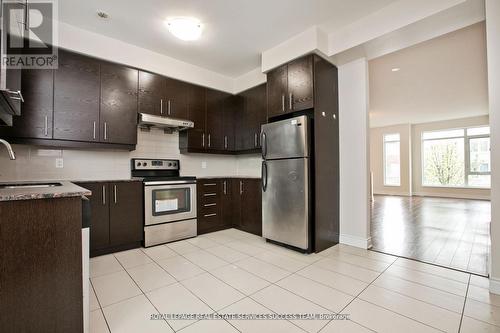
[{"x1": 144, "y1": 180, "x2": 196, "y2": 186}]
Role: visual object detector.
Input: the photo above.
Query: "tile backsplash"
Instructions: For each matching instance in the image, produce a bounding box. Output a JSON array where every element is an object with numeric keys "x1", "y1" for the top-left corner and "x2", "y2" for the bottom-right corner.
[{"x1": 0, "y1": 128, "x2": 261, "y2": 181}]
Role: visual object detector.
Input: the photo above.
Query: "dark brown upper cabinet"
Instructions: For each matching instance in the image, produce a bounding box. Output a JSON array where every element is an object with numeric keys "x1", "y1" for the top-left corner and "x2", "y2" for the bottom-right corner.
[
  {"x1": 165, "y1": 78, "x2": 189, "y2": 119},
  {"x1": 235, "y1": 83, "x2": 266, "y2": 151},
  {"x1": 100, "y1": 63, "x2": 138, "y2": 145},
  {"x1": 205, "y1": 89, "x2": 227, "y2": 151},
  {"x1": 0, "y1": 69, "x2": 54, "y2": 139},
  {"x1": 54, "y1": 50, "x2": 100, "y2": 142},
  {"x1": 138, "y1": 71, "x2": 164, "y2": 116},
  {"x1": 222, "y1": 95, "x2": 241, "y2": 151},
  {"x1": 267, "y1": 55, "x2": 314, "y2": 118},
  {"x1": 185, "y1": 84, "x2": 206, "y2": 150}
]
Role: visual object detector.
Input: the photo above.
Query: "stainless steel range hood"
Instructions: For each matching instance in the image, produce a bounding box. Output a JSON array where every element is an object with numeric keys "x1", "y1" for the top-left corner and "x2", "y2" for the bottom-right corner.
[{"x1": 138, "y1": 113, "x2": 194, "y2": 133}]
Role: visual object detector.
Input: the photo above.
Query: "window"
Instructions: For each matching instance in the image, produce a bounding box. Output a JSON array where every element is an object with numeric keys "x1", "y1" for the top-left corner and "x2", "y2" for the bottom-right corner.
[
  {"x1": 422, "y1": 126, "x2": 490, "y2": 188},
  {"x1": 384, "y1": 133, "x2": 401, "y2": 186}
]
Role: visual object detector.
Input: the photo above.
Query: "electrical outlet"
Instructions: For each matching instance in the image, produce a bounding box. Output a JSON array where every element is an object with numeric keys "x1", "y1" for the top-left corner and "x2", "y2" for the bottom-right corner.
[
  {"x1": 55, "y1": 158, "x2": 64, "y2": 168},
  {"x1": 201, "y1": 161, "x2": 207, "y2": 169}
]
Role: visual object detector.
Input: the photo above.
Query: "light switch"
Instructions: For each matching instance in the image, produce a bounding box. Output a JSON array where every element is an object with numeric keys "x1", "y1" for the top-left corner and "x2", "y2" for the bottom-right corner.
[
  {"x1": 201, "y1": 161, "x2": 207, "y2": 169},
  {"x1": 55, "y1": 158, "x2": 64, "y2": 168}
]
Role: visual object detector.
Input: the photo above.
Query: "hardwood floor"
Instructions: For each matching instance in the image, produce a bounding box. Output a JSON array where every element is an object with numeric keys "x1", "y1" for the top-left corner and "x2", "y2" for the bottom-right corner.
[{"x1": 371, "y1": 195, "x2": 490, "y2": 276}]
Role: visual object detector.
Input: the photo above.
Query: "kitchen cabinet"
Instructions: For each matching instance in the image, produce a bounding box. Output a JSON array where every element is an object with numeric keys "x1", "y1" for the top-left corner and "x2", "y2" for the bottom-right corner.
[
  {"x1": 185, "y1": 85, "x2": 206, "y2": 150},
  {"x1": 235, "y1": 83, "x2": 266, "y2": 151},
  {"x1": 165, "y1": 77, "x2": 189, "y2": 119},
  {"x1": 100, "y1": 63, "x2": 138, "y2": 145},
  {"x1": 54, "y1": 50, "x2": 100, "y2": 142},
  {"x1": 138, "y1": 71, "x2": 164, "y2": 116},
  {"x1": 222, "y1": 95, "x2": 240, "y2": 151},
  {"x1": 206, "y1": 89, "x2": 227, "y2": 151},
  {"x1": 75, "y1": 180, "x2": 143, "y2": 256},
  {"x1": 197, "y1": 178, "x2": 262, "y2": 236},
  {"x1": 267, "y1": 55, "x2": 314, "y2": 119},
  {"x1": 0, "y1": 69, "x2": 53, "y2": 138}
]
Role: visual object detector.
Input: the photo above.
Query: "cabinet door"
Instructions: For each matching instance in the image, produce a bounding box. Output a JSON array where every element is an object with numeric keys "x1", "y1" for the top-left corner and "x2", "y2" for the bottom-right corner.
[
  {"x1": 205, "y1": 89, "x2": 226, "y2": 151},
  {"x1": 238, "y1": 84, "x2": 266, "y2": 150},
  {"x1": 100, "y1": 63, "x2": 138, "y2": 145},
  {"x1": 138, "y1": 71, "x2": 164, "y2": 116},
  {"x1": 165, "y1": 78, "x2": 188, "y2": 119},
  {"x1": 186, "y1": 85, "x2": 206, "y2": 150},
  {"x1": 240, "y1": 179, "x2": 262, "y2": 236},
  {"x1": 221, "y1": 179, "x2": 233, "y2": 227},
  {"x1": 267, "y1": 65, "x2": 287, "y2": 118},
  {"x1": 288, "y1": 56, "x2": 314, "y2": 112},
  {"x1": 54, "y1": 50, "x2": 100, "y2": 141},
  {"x1": 75, "y1": 182, "x2": 110, "y2": 251},
  {"x1": 222, "y1": 95, "x2": 240, "y2": 151},
  {"x1": 197, "y1": 179, "x2": 222, "y2": 234},
  {"x1": 231, "y1": 179, "x2": 242, "y2": 228},
  {"x1": 109, "y1": 182, "x2": 143, "y2": 246},
  {"x1": 1, "y1": 69, "x2": 53, "y2": 138}
]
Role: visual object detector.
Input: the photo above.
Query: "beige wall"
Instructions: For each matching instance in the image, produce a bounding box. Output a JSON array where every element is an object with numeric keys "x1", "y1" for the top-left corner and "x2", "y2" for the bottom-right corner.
[
  {"x1": 0, "y1": 128, "x2": 242, "y2": 181},
  {"x1": 370, "y1": 116, "x2": 491, "y2": 200},
  {"x1": 412, "y1": 116, "x2": 490, "y2": 200},
  {"x1": 370, "y1": 124, "x2": 412, "y2": 196}
]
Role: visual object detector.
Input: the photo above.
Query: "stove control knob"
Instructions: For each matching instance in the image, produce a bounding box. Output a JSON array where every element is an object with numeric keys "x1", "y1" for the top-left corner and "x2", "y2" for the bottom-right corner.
[
  {"x1": 168, "y1": 162, "x2": 172, "y2": 167},
  {"x1": 142, "y1": 162, "x2": 148, "y2": 167},
  {"x1": 136, "y1": 162, "x2": 141, "y2": 167}
]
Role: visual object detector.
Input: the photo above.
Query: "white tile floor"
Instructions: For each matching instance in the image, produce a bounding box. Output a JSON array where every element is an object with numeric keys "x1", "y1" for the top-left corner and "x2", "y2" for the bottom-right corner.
[{"x1": 89, "y1": 228, "x2": 500, "y2": 333}]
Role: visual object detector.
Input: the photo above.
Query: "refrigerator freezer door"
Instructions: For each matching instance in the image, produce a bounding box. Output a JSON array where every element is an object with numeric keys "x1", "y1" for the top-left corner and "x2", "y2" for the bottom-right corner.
[
  {"x1": 262, "y1": 157, "x2": 309, "y2": 250},
  {"x1": 261, "y1": 115, "x2": 309, "y2": 159}
]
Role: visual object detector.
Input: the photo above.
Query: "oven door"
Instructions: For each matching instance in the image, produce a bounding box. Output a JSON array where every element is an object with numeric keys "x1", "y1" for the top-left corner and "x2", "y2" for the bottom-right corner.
[{"x1": 144, "y1": 181, "x2": 197, "y2": 226}]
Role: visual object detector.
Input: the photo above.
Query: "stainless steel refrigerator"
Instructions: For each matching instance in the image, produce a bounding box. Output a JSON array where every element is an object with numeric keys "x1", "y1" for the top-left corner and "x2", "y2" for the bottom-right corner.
[{"x1": 261, "y1": 115, "x2": 311, "y2": 251}]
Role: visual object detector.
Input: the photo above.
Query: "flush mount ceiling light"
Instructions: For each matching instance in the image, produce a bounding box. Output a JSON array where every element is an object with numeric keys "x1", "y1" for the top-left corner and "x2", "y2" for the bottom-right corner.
[
  {"x1": 97, "y1": 11, "x2": 109, "y2": 19},
  {"x1": 165, "y1": 17, "x2": 202, "y2": 41},
  {"x1": 391, "y1": 67, "x2": 401, "y2": 72}
]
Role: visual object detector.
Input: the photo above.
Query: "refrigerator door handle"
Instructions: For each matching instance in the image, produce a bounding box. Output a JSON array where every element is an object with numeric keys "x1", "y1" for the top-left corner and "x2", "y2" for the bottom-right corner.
[
  {"x1": 261, "y1": 160, "x2": 268, "y2": 192},
  {"x1": 261, "y1": 131, "x2": 267, "y2": 159}
]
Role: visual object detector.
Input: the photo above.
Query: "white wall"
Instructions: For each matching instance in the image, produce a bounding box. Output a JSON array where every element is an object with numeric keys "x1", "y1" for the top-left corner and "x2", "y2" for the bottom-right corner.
[
  {"x1": 370, "y1": 124, "x2": 412, "y2": 196},
  {"x1": 338, "y1": 58, "x2": 371, "y2": 249},
  {"x1": 485, "y1": 0, "x2": 500, "y2": 293},
  {"x1": 0, "y1": 129, "x2": 240, "y2": 182}
]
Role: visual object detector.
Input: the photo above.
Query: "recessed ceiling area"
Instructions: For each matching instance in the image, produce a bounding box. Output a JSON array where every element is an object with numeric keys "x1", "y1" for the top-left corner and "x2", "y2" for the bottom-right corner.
[
  {"x1": 58, "y1": 0, "x2": 398, "y2": 77},
  {"x1": 369, "y1": 21, "x2": 488, "y2": 128}
]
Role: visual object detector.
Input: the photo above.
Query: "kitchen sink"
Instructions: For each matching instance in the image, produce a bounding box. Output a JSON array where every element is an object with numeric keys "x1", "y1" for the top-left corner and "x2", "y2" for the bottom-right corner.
[{"x1": 0, "y1": 182, "x2": 63, "y2": 189}]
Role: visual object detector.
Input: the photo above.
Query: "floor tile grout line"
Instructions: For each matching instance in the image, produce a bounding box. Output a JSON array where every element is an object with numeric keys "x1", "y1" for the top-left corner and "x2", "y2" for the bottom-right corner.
[
  {"x1": 89, "y1": 279, "x2": 113, "y2": 333},
  {"x1": 458, "y1": 274, "x2": 472, "y2": 333},
  {"x1": 325, "y1": 246, "x2": 398, "y2": 266},
  {"x1": 311, "y1": 258, "x2": 386, "y2": 284}
]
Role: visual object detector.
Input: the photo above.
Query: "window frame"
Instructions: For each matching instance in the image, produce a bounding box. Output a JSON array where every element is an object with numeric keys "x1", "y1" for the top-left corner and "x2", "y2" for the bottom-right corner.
[
  {"x1": 421, "y1": 126, "x2": 490, "y2": 189},
  {"x1": 383, "y1": 133, "x2": 401, "y2": 187}
]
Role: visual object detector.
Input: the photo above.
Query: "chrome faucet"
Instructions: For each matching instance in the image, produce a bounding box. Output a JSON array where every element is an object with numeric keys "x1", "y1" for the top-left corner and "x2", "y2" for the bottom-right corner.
[{"x1": 0, "y1": 139, "x2": 16, "y2": 160}]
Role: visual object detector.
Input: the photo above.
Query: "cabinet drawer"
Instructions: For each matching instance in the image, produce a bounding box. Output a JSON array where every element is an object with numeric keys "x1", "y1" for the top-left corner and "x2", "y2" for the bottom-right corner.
[{"x1": 198, "y1": 180, "x2": 222, "y2": 194}]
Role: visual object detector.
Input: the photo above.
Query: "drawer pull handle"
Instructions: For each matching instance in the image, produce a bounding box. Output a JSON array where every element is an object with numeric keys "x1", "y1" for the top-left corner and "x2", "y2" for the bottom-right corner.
[
  {"x1": 204, "y1": 213, "x2": 217, "y2": 217},
  {"x1": 203, "y1": 183, "x2": 217, "y2": 186},
  {"x1": 204, "y1": 193, "x2": 217, "y2": 197},
  {"x1": 204, "y1": 203, "x2": 216, "y2": 207}
]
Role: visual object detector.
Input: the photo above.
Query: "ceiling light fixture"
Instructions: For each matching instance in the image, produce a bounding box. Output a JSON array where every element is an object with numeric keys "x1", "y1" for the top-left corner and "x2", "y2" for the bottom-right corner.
[
  {"x1": 97, "y1": 11, "x2": 109, "y2": 19},
  {"x1": 391, "y1": 67, "x2": 401, "y2": 72},
  {"x1": 165, "y1": 17, "x2": 202, "y2": 41}
]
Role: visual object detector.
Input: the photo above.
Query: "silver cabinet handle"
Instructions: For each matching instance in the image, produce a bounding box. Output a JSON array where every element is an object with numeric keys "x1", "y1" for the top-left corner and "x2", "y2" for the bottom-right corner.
[
  {"x1": 204, "y1": 213, "x2": 217, "y2": 218},
  {"x1": 223, "y1": 180, "x2": 227, "y2": 195},
  {"x1": 104, "y1": 122, "x2": 108, "y2": 140},
  {"x1": 7, "y1": 89, "x2": 24, "y2": 102},
  {"x1": 203, "y1": 183, "x2": 217, "y2": 186},
  {"x1": 281, "y1": 94, "x2": 285, "y2": 111},
  {"x1": 333, "y1": 114, "x2": 337, "y2": 120},
  {"x1": 254, "y1": 133, "x2": 258, "y2": 148},
  {"x1": 167, "y1": 100, "x2": 171, "y2": 115},
  {"x1": 224, "y1": 135, "x2": 228, "y2": 149},
  {"x1": 208, "y1": 134, "x2": 211, "y2": 148},
  {"x1": 114, "y1": 185, "x2": 117, "y2": 204},
  {"x1": 102, "y1": 185, "x2": 106, "y2": 205},
  {"x1": 289, "y1": 93, "x2": 293, "y2": 110},
  {"x1": 204, "y1": 193, "x2": 217, "y2": 197},
  {"x1": 44, "y1": 116, "x2": 48, "y2": 136},
  {"x1": 93, "y1": 121, "x2": 96, "y2": 140},
  {"x1": 240, "y1": 180, "x2": 243, "y2": 195},
  {"x1": 204, "y1": 203, "x2": 216, "y2": 207},
  {"x1": 202, "y1": 133, "x2": 205, "y2": 147},
  {"x1": 160, "y1": 99, "x2": 163, "y2": 115}
]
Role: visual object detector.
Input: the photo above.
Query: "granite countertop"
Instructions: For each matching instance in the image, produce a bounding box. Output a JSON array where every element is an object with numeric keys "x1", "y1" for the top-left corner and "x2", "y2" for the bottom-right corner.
[
  {"x1": 0, "y1": 181, "x2": 92, "y2": 202},
  {"x1": 72, "y1": 177, "x2": 143, "y2": 183}
]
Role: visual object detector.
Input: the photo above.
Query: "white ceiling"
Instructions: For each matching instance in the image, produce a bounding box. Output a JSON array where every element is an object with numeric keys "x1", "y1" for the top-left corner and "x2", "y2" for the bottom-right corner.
[
  {"x1": 58, "y1": 0, "x2": 397, "y2": 78},
  {"x1": 369, "y1": 21, "x2": 489, "y2": 128}
]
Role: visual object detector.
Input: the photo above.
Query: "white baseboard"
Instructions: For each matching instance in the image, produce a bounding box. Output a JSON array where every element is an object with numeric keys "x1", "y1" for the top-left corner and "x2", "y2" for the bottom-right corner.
[
  {"x1": 340, "y1": 234, "x2": 372, "y2": 249},
  {"x1": 412, "y1": 191, "x2": 490, "y2": 200},
  {"x1": 490, "y1": 277, "x2": 500, "y2": 295},
  {"x1": 373, "y1": 191, "x2": 411, "y2": 197}
]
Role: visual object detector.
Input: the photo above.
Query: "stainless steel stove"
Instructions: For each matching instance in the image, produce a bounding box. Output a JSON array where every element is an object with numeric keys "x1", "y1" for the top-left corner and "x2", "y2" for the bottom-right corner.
[{"x1": 131, "y1": 159, "x2": 197, "y2": 247}]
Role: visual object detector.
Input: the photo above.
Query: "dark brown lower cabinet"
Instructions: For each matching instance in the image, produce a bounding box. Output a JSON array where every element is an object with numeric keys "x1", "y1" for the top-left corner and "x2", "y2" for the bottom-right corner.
[
  {"x1": 75, "y1": 181, "x2": 143, "y2": 256},
  {"x1": 0, "y1": 197, "x2": 83, "y2": 333},
  {"x1": 197, "y1": 178, "x2": 262, "y2": 236}
]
